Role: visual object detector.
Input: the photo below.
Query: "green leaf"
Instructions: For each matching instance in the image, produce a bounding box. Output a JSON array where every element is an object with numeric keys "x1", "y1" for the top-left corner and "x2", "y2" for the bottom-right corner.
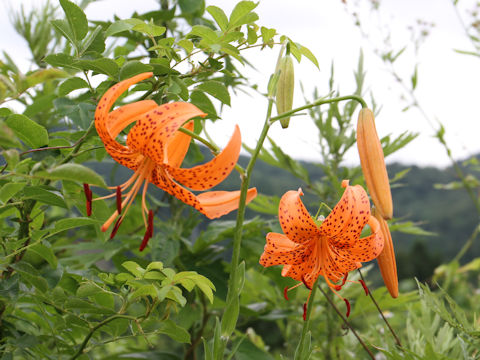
[
  {"x1": 77, "y1": 282, "x2": 102, "y2": 297},
  {"x1": 58, "y1": 77, "x2": 90, "y2": 96},
  {"x1": 158, "y1": 319, "x2": 191, "y2": 343},
  {"x1": 179, "y1": 0, "x2": 205, "y2": 14},
  {"x1": 51, "y1": 19, "x2": 76, "y2": 45},
  {"x1": 59, "y1": 0, "x2": 88, "y2": 41},
  {"x1": 132, "y1": 22, "x2": 166, "y2": 37},
  {"x1": 25, "y1": 68, "x2": 69, "y2": 88},
  {"x1": 43, "y1": 53, "x2": 77, "y2": 69},
  {"x1": 189, "y1": 25, "x2": 219, "y2": 44},
  {"x1": 36, "y1": 164, "x2": 107, "y2": 187},
  {"x1": 196, "y1": 81, "x2": 230, "y2": 106},
  {"x1": 130, "y1": 284, "x2": 157, "y2": 300},
  {"x1": 221, "y1": 296, "x2": 239, "y2": 337},
  {"x1": 119, "y1": 61, "x2": 153, "y2": 81},
  {"x1": 122, "y1": 261, "x2": 145, "y2": 277},
  {"x1": 74, "y1": 58, "x2": 119, "y2": 78},
  {"x1": 190, "y1": 90, "x2": 217, "y2": 118},
  {"x1": 54, "y1": 217, "x2": 100, "y2": 233},
  {"x1": 0, "y1": 183, "x2": 26, "y2": 203},
  {"x1": 260, "y1": 27, "x2": 276, "y2": 44},
  {"x1": 0, "y1": 108, "x2": 12, "y2": 117},
  {"x1": 236, "y1": 262, "x2": 245, "y2": 293},
  {"x1": 247, "y1": 26, "x2": 258, "y2": 45},
  {"x1": 11, "y1": 262, "x2": 48, "y2": 293},
  {"x1": 30, "y1": 243, "x2": 57, "y2": 269},
  {"x1": 177, "y1": 39, "x2": 194, "y2": 54},
  {"x1": 5, "y1": 114, "x2": 48, "y2": 148},
  {"x1": 207, "y1": 6, "x2": 229, "y2": 31},
  {"x1": 80, "y1": 25, "x2": 105, "y2": 55},
  {"x1": 23, "y1": 186, "x2": 67, "y2": 208},
  {"x1": 228, "y1": 1, "x2": 259, "y2": 30},
  {"x1": 212, "y1": 317, "x2": 226, "y2": 360},
  {"x1": 299, "y1": 45, "x2": 319, "y2": 68},
  {"x1": 146, "y1": 261, "x2": 164, "y2": 271}
]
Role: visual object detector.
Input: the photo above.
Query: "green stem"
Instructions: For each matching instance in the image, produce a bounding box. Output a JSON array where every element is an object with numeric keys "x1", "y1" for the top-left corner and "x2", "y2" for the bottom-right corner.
[
  {"x1": 70, "y1": 314, "x2": 138, "y2": 360},
  {"x1": 357, "y1": 269, "x2": 402, "y2": 347},
  {"x1": 295, "y1": 280, "x2": 318, "y2": 360},
  {"x1": 270, "y1": 95, "x2": 367, "y2": 124},
  {"x1": 453, "y1": 224, "x2": 480, "y2": 263},
  {"x1": 318, "y1": 285, "x2": 375, "y2": 359}
]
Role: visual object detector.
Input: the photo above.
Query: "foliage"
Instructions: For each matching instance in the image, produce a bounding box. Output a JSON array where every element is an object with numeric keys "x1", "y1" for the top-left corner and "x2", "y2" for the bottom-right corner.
[{"x1": 0, "y1": 0, "x2": 479, "y2": 359}]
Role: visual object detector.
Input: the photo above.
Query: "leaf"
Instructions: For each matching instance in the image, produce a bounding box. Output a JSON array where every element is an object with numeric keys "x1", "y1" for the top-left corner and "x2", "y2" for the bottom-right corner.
[
  {"x1": 74, "y1": 58, "x2": 119, "y2": 78},
  {"x1": 77, "y1": 282, "x2": 102, "y2": 297},
  {"x1": 189, "y1": 25, "x2": 219, "y2": 44},
  {"x1": 0, "y1": 183, "x2": 26, "y2": 203},
  {"x1": 54, "y1": 217, "x2": 100, "y2": 233},
  {"x1": 146, "y1": 261, "x2": 164, "y2": 272},
  {"x1": 11, "y1": 262, "x2": 48, "y2": 293},
  {"x1": 23, "y1": 186, "x2": 67, "y2": 208},
  {"x1": 122, "y1": 261, "x2": 145, "y2": 277},
  {"x1": 119, "y1": 61, "x2": 154, "y2": 81},
  {"x1": 228, "y1": 1, "x2": 259, "y2": 29},
  {"x1": 196, "y1": 81, "x2": 230, "y2": 106},
  {"x1": 58, "y1": 77, "x2": 89, "y2": 96},
  {"x1": 158, "y1": 320, "x2": 190, "y2": 343},
  {"x1": 43, "y1": 53, "x2": 78, "y2": 69},
  {"x1": 130, "y1": 284, "x2": 157, "y2": 300},
  {"x1": 36, "y1": 164, "x2": 107, "y2": 187},
  {"x1": 132, "y1": 22, "x2": 166, "y2": 37},
  {"x1": 29, "y1": 243, "x2": 57, "y2": 269},
  {"x1": 59, "y1": 0, "x2": 88, "y2": 41},
  {"x1": 261, "y1": 27, "x2": 276, "y2": 44},
  {"x1": 179, "y1": 0, "x2": 205, "y2": 14},
  {"x1": 235, "y1": 262, "x2": 245, "y2": 293},
  {"x1": 190, "y1": 90, "x2": 217, "y2": 118},
  {"x1": 25, "y1": 68, "x2": 69, "y2": 88},
  {"x1": 221, "y1": 296, "x2": 239, "y2": 337},
  {"x1": 299, "y1": 45, "x2": 319, "y2": 68},
  {"x1": 177, "y1": 39, "x2": 194, "y2": 54},
  {"x1": 80, "y1": 25, "x2": 105, "y2": 54},
  {"x1": 207, "y1": 6, "x2": 229, "y2": 31},
  {"x1": 51, "y1": 19, "x2": 76, "y2": 45},
  {"x1": 5, "y1": 114, "x2": 48, "y2": 148}
]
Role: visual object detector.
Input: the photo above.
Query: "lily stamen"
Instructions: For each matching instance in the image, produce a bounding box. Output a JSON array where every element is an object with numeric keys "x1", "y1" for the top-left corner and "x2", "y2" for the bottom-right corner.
[
  {"x1": 116, "y1": 186, "x2": 122, "y2": 214},
  {"x1": 283, "y1": 282, "x2": 303, "y2": 300}
]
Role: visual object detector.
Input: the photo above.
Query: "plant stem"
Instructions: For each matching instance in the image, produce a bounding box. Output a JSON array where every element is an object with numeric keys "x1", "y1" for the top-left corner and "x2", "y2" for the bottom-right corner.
[
  {"x1": 317, "y1": 285, "x2": 375, "y2": 360},
  {"x1": 295, "y1": 280, "x2": 318, "y2": 360},
  {"x1": 357, "y1": 269, "x2": 402, "y2": 347},
  {"x1": 269, "y1": 95, "x2": 367, "y2": 124}
]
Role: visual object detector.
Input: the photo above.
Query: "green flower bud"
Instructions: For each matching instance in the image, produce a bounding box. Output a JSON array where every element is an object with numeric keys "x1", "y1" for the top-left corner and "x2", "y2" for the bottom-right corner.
[{"x1": 275, "y1": 55, "x2": 294, "y2": 129}]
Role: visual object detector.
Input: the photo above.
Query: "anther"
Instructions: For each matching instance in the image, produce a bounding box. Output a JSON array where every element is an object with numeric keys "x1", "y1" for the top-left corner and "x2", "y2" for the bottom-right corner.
[
  {"x1": 110, "y1": 217, "x2": 123, "y2": 239},
  {"x1": 83, "y1": 183, "x2": 92, "y2": 216},
  {"x1": 116, "y1": 186, "x2": 122, "y2": 214},
  {"x1": 139, "y1": 210, "x2": 154, "y2": 252},
  {"x1": 344, "y1": 298, "x2": 351, "y2": 318},
  {"x1": 303, "y1": 303, "x2": 308, "y2": 321},
  {"x1": 359, "y1": 279, "x2": 369, "y2": 296},
  {"x1": 283, "y1": 286, "x2": 289, "y2": 301},
  {"x1": 341, "y1": 273, "x2": 348, "y2": 287},
  {"x1": 301, "y1": 275, "x2": 312, "y2": 290}
]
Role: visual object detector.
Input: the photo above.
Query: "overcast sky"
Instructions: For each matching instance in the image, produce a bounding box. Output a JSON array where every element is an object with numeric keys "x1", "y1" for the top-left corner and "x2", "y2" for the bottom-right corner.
[{"x1": 1, "y1": 0, "x2": 479, "y2": 168}]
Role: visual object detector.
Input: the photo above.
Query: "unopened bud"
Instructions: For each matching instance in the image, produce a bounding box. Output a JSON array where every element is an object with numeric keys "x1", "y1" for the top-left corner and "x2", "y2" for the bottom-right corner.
[
  {"x1": 356, "y1": 108, "x2": 393, "y2": 219},
  {"x1": 372, "y1": 208, "x2": 398, "y2": 298},
  {"x1": 275, "y1": 55, "x2": 294, "y2": 128}
]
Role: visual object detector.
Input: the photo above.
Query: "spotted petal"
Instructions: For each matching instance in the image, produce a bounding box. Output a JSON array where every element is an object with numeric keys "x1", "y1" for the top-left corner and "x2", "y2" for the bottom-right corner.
[
  {"x1": 165, "y1": 125, "x2": 241, "y2": 191},
  {"x1": 278, "y1": 188, "x2": 320, "y2": 244},
  {"x1": 166, "y1": 121, "x2": 194, "y2": 167},
  {"x1": 259, "y1": 232, "x2": 312, "y2": 267}
]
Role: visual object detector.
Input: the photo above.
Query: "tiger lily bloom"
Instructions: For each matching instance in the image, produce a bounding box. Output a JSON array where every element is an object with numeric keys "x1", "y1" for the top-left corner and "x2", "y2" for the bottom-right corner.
[
  {"x1": 259, "y1": 180, "x2": 384, "y2": 319},
  {"x1": 87, "y1": 72, "x2": 257, "y2": 250},
  {"x1": 357, "y1": 108, "x2": 393, "y2": 220},
  {"x1": 372, "y1": 208, "x2": 398, "y2": 298}
]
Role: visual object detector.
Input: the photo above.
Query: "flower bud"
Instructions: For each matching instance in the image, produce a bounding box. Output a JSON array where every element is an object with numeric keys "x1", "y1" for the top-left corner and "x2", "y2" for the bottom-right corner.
[
  {"x1": 373, "y1": 208, "x2": 398, "y2": 298},
  {"x1": 356, "y1": 108, "x2": 393, "y2": 219},
  {"x1": 275, "y1": 55, "x2": 294, "y2": 128}
]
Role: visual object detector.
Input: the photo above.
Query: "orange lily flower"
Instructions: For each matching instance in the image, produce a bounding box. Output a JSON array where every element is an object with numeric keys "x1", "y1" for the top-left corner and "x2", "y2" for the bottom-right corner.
[
  {"x1": 86, "y1": 72, "x2": 257, "y2": 250},
  {"x1": 260, "y1": 180, "x2": 384, "y2": 318}
]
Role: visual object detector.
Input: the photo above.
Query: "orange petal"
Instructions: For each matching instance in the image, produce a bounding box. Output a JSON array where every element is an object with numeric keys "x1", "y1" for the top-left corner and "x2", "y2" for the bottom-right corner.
[
  {"x1": 278, "y1": 188, "x2": 320, "y2": 244},
  {"x1": 165, "y1": 125, "x2": 241, "y2": 191},
  {"x1": 166, "y1": 121, "x2": 195, "y2": 168},
  {"x1": 322, "y1": 183, "x2": 371, "y2": 242},
  {"x1": 151, "y1": 166, "x2": 256, "y2": 219},
  {"x1": 126, "y1": 102, "x2": 206, "y2": 165},
  {"x1": 196, "y1": 188, "x2": 257, "y2": 219},
  {"x1": 373, "y1": 208, "x2": 398, "y2": 298},
  {"x1": 259, "y1": 232, "x2": 312, "y2": 267}
]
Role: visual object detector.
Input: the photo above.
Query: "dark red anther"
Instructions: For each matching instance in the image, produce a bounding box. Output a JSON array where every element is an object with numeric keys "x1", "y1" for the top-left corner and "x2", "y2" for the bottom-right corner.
[
  {"x1": 341, "y1": 272, "x2": 348, "y2": 286},
  {"x1": 283, "y1": 286, "x2": 289, "y2": 301},
  {"x1": 303, "y1": 303, "x2": 308, "y2": 321},
  {"x1": 83, "y1": 183, "x2": 92, "y2": 216},
  {"x1": 139, "y1": 231, "x2": 151, "y2": 252},
  {"x1": 110, "y1": 217, "x2": 123, "y2": 239},
  {"x1": 344, "y1": 298, "x2": 351, "y2": 318},
  {"x1": 301, "y1": 275, "x2": 312, "y2": 290},
  {"x1": 139, "y1": 210, "x2": 154, "y2": 252},
  {"x1": 334, "y1": 285, "x2": 342, "y2": 291},
  {"x1": 359, "y1": 279, "x2": 369, "y2": 296},
  {"x1": 116, "y1": 186, "x2": 122, "y2": 214}
]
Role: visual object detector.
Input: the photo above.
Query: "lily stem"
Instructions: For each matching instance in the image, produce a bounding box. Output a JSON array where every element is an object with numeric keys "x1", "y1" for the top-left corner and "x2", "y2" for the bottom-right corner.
[
  {"x1": 318, "y1": 285, "x2": 375, "y2": 360},
  {"x1": 269, "y1": 95, "x2": 367, "y2": 124},
  {"x1": 357, "y1": 269, "x2": 402, "y2": 347},
  {"x1": 295, "y1": 280, "x2": 318, "y2": 360}
]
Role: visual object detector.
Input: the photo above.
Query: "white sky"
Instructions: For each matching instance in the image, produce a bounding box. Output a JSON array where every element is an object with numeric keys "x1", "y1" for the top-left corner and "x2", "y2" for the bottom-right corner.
[{"x1": 1, "y1": 0, "x2": 479, "y2": 168}]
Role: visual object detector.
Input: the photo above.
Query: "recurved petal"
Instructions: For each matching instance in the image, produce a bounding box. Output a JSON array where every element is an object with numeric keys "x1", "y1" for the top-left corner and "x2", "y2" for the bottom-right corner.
[
  {"x1": 151, "y1": 166, "x2": 256, "y2": 219},
  {"x1": 322, "y1": 181, "x2": 371, "y2": 243},
  {"x1": 259, "y1": 232, "x2": 312, "y2": 267},
  {"x1": 278, "y1": 188, "x2": 320, "y2": 244},
  {"x1": 330, "y1": 216, "x2": 384, "y2": 264},
  {"x1": 165, "y1": 125, "x2": 241, "y2": 191},
  {"x1": 280, "y1": 259, "x2": 318, "y2": 287},
  {"x1": 165, "y1": 120, "x2": 194, "y2": 168},
  {"x1": 196, "y1": 188, "x2": 257, "y2": 219},
  {"x1": 126, "y1": 102, "x2": 206, "y2": 165}
]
